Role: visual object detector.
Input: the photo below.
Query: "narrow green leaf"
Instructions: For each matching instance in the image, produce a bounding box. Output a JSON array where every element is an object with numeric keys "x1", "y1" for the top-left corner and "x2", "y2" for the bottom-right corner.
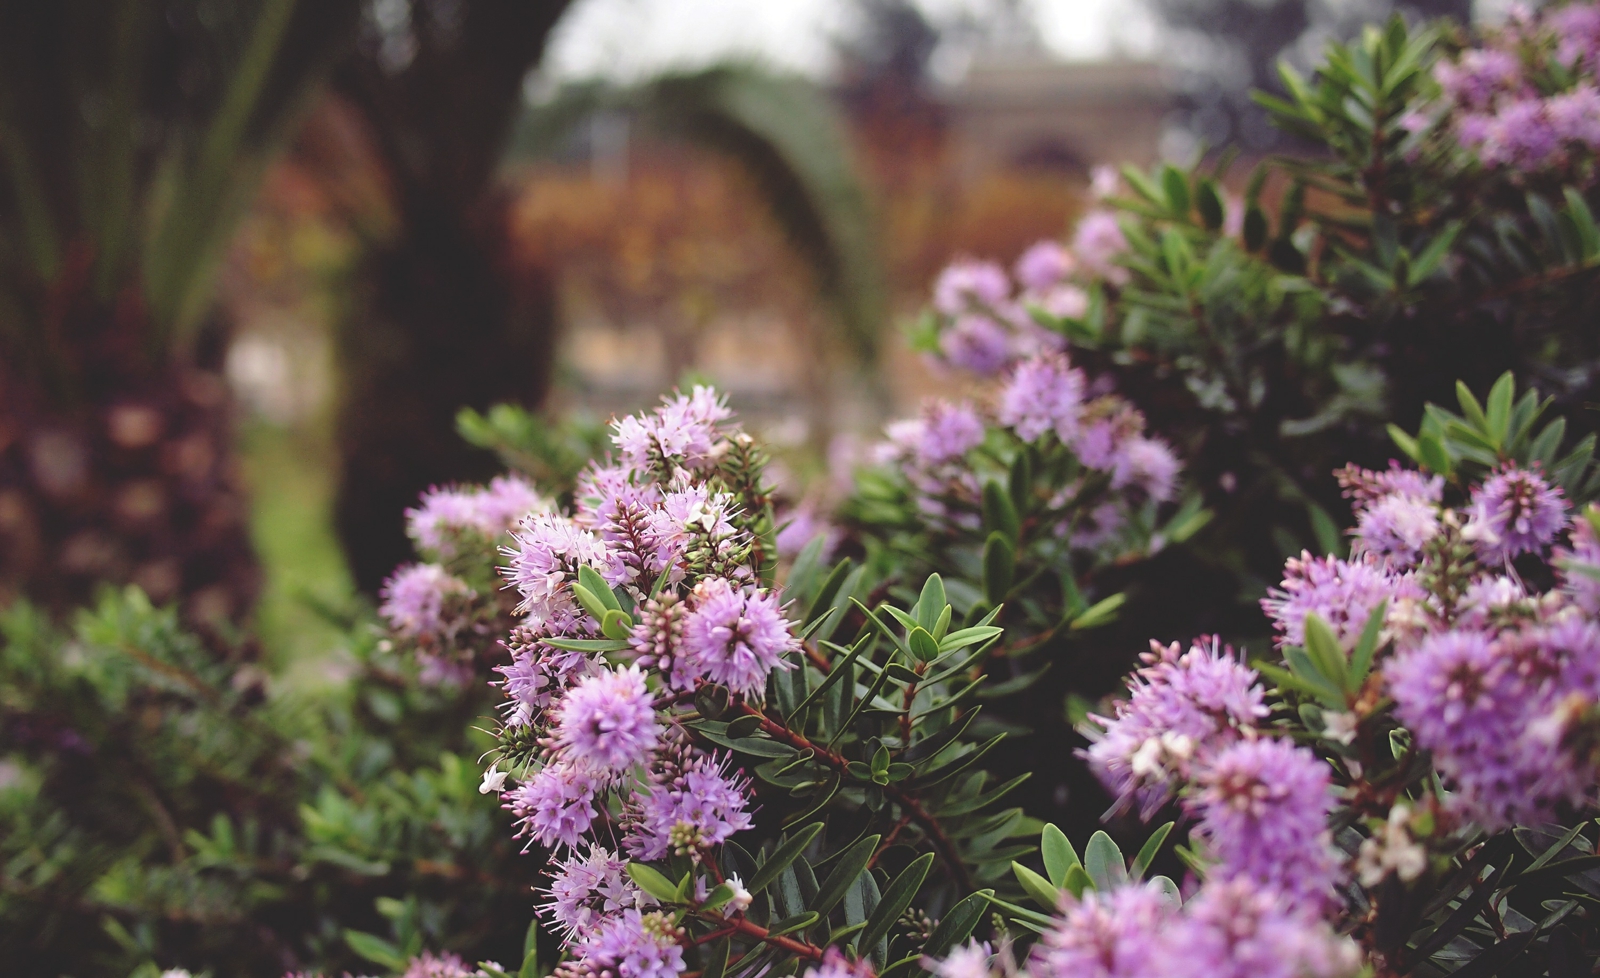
[
  {"x1": 572, "y1": 583, "x2": 611, "y2": 621},
  {"x1": 1485, "y1": 372, "x2": 1515, "y2": 449},
  {"x1": 1012, "y1": 861, "x2": 1062, "y2": 910},
  {"x1": 747, "y1": 822, "x2": 825, "y2": 894},
  {"x1": 858, "y1": 852, "x2": 935, "y2": 955},
  {"x1": 701, "y1": 938, "x2": 729, "y2": 978},
  {"x1": 812, "y1": 835, "x2": 880, "y2": 916},
  {"x1": 601, "y1": 608, "x2": 634, "y2": 641},
  {"x1": 344, "y1": 931, "x2": 407, "y2": 971},
  {"x1": 923, "y1": 890, "x2": 993, "y2": 957},
  {"x1": 1161, "y1": 164, "x2": 1191, "y2": 217},
  {"x1": 982, "y1": 481, "x2": 1021, "y2": 543},
  {"x1": 982, "y1": 533, "x2": 1015, "y2": 605},
  {"x1": 1069, "y1": 592, "x2": 1125, "y2": 631},
  {"x1": 1349, "y1": 599, "x2": 1388, "y2": 686},
  {"x1": 1301, "y1": 613, "x2": 1351, "y2": 694},
  {"x1": 628, "y1": 863, "x2": 683, "y2": 903},
  {"x1": 916, "y1": 575, "x2": 946, "y2": 631},
  {"x1": 1131, "y1": 822, "x2": 1175, "y2": 882},
  {"x1": 1062, "y1": 864, "x2": 1093, "y2": 898}
]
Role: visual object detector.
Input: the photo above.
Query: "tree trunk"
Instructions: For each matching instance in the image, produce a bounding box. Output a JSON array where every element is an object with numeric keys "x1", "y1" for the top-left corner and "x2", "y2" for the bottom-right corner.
[
  {"x1": 0, "y1": 266, "x2": 259, "y2": 632},
  {"x1": 334, "y1": 192, "x2": 557, "y2": 592}
]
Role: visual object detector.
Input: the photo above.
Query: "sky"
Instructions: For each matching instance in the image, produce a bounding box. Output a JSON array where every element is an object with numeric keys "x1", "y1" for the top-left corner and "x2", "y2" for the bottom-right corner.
[{"x1": 539, "y1": 0, "x2": 1159, "y2": 85}]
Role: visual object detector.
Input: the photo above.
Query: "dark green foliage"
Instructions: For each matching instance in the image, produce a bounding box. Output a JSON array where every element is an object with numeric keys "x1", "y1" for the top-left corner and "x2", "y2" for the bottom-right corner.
[{"x1": 0, "y1": 589, "x2": 537, "y2": 977}]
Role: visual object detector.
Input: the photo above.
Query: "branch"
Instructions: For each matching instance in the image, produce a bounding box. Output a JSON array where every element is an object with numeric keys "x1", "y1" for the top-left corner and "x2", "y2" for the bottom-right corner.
[{"x1": 732, "y1": 702, "x2": 976, "y2": 891}]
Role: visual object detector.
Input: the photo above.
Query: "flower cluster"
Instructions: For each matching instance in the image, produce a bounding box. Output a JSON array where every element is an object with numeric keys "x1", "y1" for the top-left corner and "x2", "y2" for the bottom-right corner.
[
  {"x1": 922, "y1": 212, "x2": 1126, "y2": 377},
  {"x1": 1435, "y1": 3, "x2": 1600, "y2": 172},
  {"x1": 1082, "y1": 639, "x2": 1342, "y2": 910},
  {"x1": 873, "y1": 350, "x2": 1178, "y2": 552},
  {"x1": 457, "y1": 388, "x2": 799, "y2": 978}
]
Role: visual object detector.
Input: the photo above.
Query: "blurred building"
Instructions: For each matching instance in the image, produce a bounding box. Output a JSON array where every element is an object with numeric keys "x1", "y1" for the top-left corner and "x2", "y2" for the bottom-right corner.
[{"x1": 943, "y1": 56, "x2": 1170, "y2": 181}]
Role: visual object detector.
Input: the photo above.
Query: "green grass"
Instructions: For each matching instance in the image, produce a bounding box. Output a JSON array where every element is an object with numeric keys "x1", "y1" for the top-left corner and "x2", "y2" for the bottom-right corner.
[{"x1": 239, "y1": 420, "x2": 360, "y2": 677}]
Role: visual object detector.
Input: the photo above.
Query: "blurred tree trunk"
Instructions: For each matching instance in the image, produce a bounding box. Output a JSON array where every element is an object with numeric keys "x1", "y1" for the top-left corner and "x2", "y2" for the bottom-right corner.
[
  {"x1": 0, "y1": 1, "x2": 361, "y2": 629},
  {"x1": 329, "y1": 0, "x2": 573, "y2": 592}
]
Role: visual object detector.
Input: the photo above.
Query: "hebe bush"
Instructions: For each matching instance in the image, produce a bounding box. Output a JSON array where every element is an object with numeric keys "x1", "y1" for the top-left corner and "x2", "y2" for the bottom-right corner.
[{"x1": 13, "y1": 5, "x2": 1600, "y2": 978}]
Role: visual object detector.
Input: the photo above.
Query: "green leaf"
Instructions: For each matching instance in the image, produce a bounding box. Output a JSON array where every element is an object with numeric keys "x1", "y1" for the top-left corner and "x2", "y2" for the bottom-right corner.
[
  {"x1": 747, "y1": 822, "x2": 825, "y2": 894},
  {"x1": 1069, "y1": 592, "x2": 1126, "y2": 631},
  {"x1": 939, "y1": 625, "x2": 1004, "y2": 653},
  {"x1": 1042, "y1": 823, "x2": 1080, "y2": 887},
  {"x1": 701, "y1": 938, "x2": 730, "y2": 978},
  {"x1": 1196, "y1": 179, "x2": 1224, "y2": 229},
  {"x1": 1456, "y1": 380, "x2": 1489, "y2": 432},
  {"x1": 982, "y1": 533, "x2": 1015, "y2": 605},
  {"x1": 696, "y1": 728, "x2": 797, "y2": 758},
  {"x1": 628, "y1": 863, "x2": 683, "y2": 903},
  {"x1": 601, "y1": 608, "x2": 634, "y2": 641},
  {"x1": 1418, "y1": 432, "x2": 1451, "y2": 476},
  {"x1": 1349, "y1": 599, "x2": 1388, "y2": 686},
  {"x1": 1485, "y1": 371, "x2": 1514, "y2": 449},
  {"x1": 858, "y1": 852, "x2": 935, "y2": 956},
  {"x1": 544, "y1": 636, "x2": 633, "y2": 653},
  {"x1": 1283, "y1": 646, "x2": 1348, "y2": 708},
  {"x1": 1161, "y1": 163, "x2": 1191, "y2": 217},
  {"x1": 1243, "y1": 205, "x2": 1268, "y2": 251},
  {"x1": 907, "y1": 626, "x2": 940, "y2": 662},
  {"x1": 812, "y1": 834, "x2": 880, "y2": 916},
  {"x1": 1013, "y1": 861, "x2": 1061, "y2": 910},
  {"x1": 916, "y1": 574, "x2": 947, "y2": 631},
  {"x1": 1131, "y1": 823, "x2": 1174, "y2": 881},
  {"x1": 1084, "y1": 832, "x2": 1129, "y2": 891},
  {"x1": 344, "y1": 930, "x2": 407, "y2": 971},
  {"x1": 1301, "y1": 613, "x2": 1351, "y2": 694},
  {"x1": 572, "y1": 583, "x2": 611, "y2": 621},
  {"x1": 578, "y1": 566, "x2": 621, "y2": 611},
  {"x1": 982, "y1": 481, "x2": 1021, "y2": 544},
  {"x1": 1062, "y1": 864, "x2": 1093, "y2": 898},
  {"x1": 805, "y1": 558, "x2": 856, "y2": 626},
  {"x1": 923, "y1": 890, "x2": 994, "y2": 957}
]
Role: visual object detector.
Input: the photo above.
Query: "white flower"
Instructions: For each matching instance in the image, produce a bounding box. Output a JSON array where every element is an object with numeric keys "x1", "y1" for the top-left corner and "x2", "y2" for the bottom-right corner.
[
  {"x1": 479, "y1": 766, "x2": 509, "y2": 795},
  {"x1": 1322, "y1": 711, "x2": 1359, "y2": 746},
  {"x1": 1356, "y1": 803, "x2": 1428, "y2": 887},
  {"x1": 726, "y1": 873, "x2": 753, "y2": 912}
]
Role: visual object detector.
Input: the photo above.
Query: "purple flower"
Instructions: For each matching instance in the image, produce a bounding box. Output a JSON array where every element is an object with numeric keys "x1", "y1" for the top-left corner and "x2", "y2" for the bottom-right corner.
[
  {"x1": 925, "y1": 942, "x2": 993, "y2": 978},
  {"x1": 1436, "y1": 49, "x2": 1522, "y2": 110},
  {"x1": 1262, "y1": 553, "x2": 1420, "y2": 649},
  {"x1": 496, "y1": 628, "x2": 601, "y2": 722},
  {"x1": 1351, "y1": 493, "x2": 1440, "y2": 570},
  {"x1": 1553, "y1": 3, "x2": 1600, "y2": 75},
  {"x1": 1335, "y1": 462, "x2": 1443, "y2": 512},
  {"x1": 939, "y1": 314, "x2": 1013, "y2": 374},
  {"x1": 1482, "y1": 98, "x2": 1560, "y2": 167},
  {"x1": 1031, "y1": 880, "x2": 1176, "y2": 978},
  {"x1": 540, "y1": 844, "x2": 653, "y2": 940},
  {"x1": 1383, "y1": 627, "x2": 1591, "y2": 829},
  {"x1": 506, "y1": 515, "x2": 614, "y2": 625},
  {"x1": 624, "y1": 750, "x2": 754, "y2": 859},
  {"x1": 681, "y1": 578, "x2": 796, "y2": 696},
  {"x1": 613, "y1": 387, "x2": 731, "y2": 473},
  {"x1": 379, "y1": 563, "x2": 470, "y2": 639},
  {"x1": 407, "y1": 477, "x2": 551, "y2": 557},
  {"x1": 1187, "y1": 738, "x2": 1342, "y2": 910},
  {"x1": 882, "y1": 401, "x2": 986, "y2": 470},
  {"x1": 1557, "y1": 510, "x2": 1600, "y2": 615},
  {"x1": 1015, "y1": 240, "x2": 1075, "y2": 292},
  {"x1": 553, "y1": 666, "x2": 660, "y2": 776},
  {"x1": 1072, "y1": 211, "x2": 1129, "y2": 284},
  {"x1": 507, "y1": 763, "x2": 598, "y2": 850},
  {"x1": 933, "y1": 259, "x2": 1010, "y2": 316},
  {"x1": 776, "y1": 504, "x2": 839, "y2": 561},
  {"x1": 1084, "y1": 638, "x2": 1267, "y2": 819},
  {"x1": 1548, "y1": 85, "x2": 1600, "y2": 148},
  {"x1": 572, "y1": 910, "x2": 685, "y2": 978},
  {"x1": 802, "y1": 947, "x2": 875, "y2": 978},
  {"x1": 997, "y1": 353, "x2": 1085, "y2": 444},
  {"x1": 642, "y1": 485, "x2": 741, "y2": 580},
  {"x1": 1069, "y1": 399, "x2": 1143, "y2": 471},
  {"x1": 1465, "y1": 466, "x2": 1567, "y2": 564},
  {"x1": 1156, "y1": 879, "x2": 1361, "y2": 978},
  {"x1": 401, "y1": 952, "x2": 483, "y2": 978},
  {"x1": 1111, "y1": 436, "x2": 1180, "y2": 502}
]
